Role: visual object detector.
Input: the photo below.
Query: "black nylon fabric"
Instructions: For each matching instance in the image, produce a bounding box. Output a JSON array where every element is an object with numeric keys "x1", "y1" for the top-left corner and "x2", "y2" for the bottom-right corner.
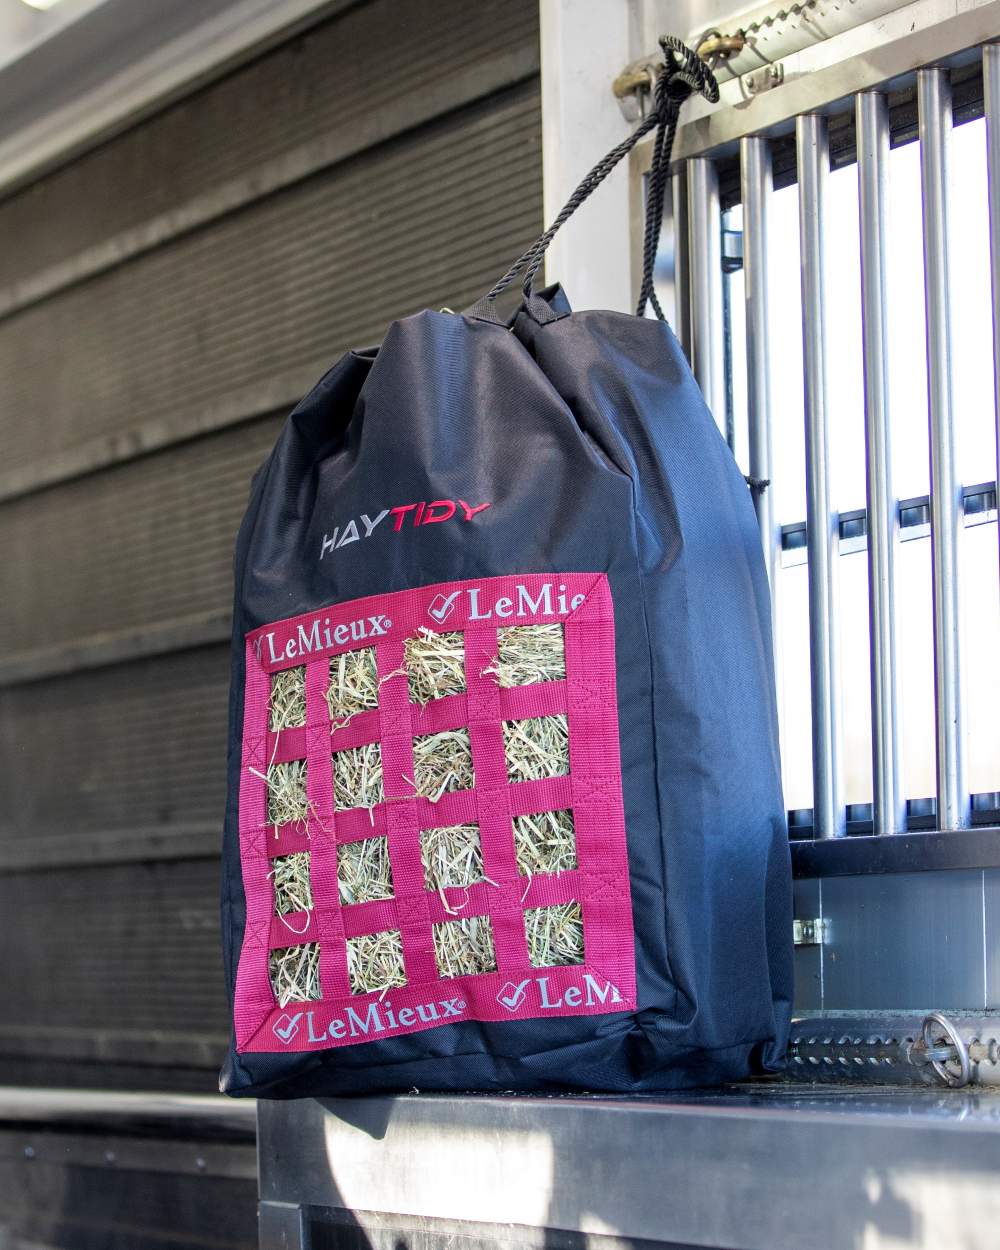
[{"x1": 219, "y1": 284, "x2": 793, "y2": 1098}]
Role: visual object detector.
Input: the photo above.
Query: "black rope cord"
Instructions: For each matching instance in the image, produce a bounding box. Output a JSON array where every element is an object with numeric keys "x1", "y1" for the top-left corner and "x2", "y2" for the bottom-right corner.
[{"x1": 482, "y1": 36, "x2": 718, "y2": 313}]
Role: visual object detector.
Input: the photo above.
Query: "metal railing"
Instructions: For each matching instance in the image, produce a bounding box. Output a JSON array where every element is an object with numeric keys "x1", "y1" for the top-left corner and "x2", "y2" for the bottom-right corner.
[{"x1": 634, "y1": 16, "x2": 1000, "y2": 843}]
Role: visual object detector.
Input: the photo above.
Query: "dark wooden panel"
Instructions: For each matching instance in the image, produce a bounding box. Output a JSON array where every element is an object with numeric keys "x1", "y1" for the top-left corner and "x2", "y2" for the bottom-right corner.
[
  {"x1": 0, "y1": 645, "x2": 229, "y2": 849},
  {"x1": 0, "y1": 417, "x2": 279, "y2": 663},
  {"x1": 0, "y1": 81, "x2": 542, "y2": 480},
  {"x1": 0, "y1": 857, "x2": 227, "y2": 1035},
  {"x1": 0, "y1": 0, "x2": 539, "y2": 290},
  {"x1": 0, "y1": 1155, "x2": 256, "y2": 1250}
]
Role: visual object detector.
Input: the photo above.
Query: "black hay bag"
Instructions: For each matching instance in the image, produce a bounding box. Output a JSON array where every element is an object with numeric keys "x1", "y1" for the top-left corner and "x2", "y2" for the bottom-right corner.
[{"x1": 219, "y1": 41, "x2": 793, "y2": 1099}]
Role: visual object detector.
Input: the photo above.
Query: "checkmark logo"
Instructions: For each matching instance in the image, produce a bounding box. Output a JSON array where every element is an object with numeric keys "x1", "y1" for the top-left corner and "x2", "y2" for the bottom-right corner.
[
  {"x1": 497, "y1": 979, "x2": 531, "y2": 1012},
  {"x1": 272, "y1": 1012, "x2": 303, "y2": 1044},
  {"x1": 427, "y1": 591, "x2": 461, "y2": 625}
]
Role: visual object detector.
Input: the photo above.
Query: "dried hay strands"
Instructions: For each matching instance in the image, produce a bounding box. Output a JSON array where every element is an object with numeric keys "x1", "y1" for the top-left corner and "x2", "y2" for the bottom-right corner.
[
  {"x1": 346, "y1": 930, "x2": 407, "y2": 996},
  {"x1": 502, "y1": 714, "x2": 570, "y2": 782},
  {"x1": 270, "y1": 666, "x2": 306, "y2": 730},
  {"x1": 420, "y1": 823, "x2": 484, "y2": 893},
  {"x1": 337, "y1": 836, "x2": 394, "y2": 904},
  {"x1": 411, "y1": 728, "x2": 475, "y2": 801},
  {"x1": 490, "y1": 624, "x2": 566, "y2": 687},
  {"x1": 332, "y1": 742, "x2": 384, "y2": 811},
  {"x1": 432, "y1": 915, "x2": 497, "y2": 978},
  {"x1": 270, "y1": 942, "x2": 321, "y2": 1005},
  {"x1": 327, "y1": 647, "x2": 380, "y2": 725},
  {"x1": 405, "y1": 628, "x2": 467, "y2": 704},
  {"x1": 524, "y1": 902, "x2": 584, "y2": 967},
  {"x1": 512, "y1": 809, "x2": 577, "y2": 877},
  {"x1": 271, "y1": 852, "x2": 313, "y2": 914},
  {"x1": 265, "y1": 759, "x2": 309, "y2": 827}
]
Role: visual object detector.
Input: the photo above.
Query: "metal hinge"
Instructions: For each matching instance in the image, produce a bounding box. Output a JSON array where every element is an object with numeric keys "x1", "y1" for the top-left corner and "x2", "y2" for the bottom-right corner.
[{"x1": 793, "y1": 917, "x2": 827, "y2": 946}]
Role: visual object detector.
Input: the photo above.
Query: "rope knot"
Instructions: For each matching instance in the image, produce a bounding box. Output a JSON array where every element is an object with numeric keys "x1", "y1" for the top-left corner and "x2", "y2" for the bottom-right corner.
[{"x1": 635, "y1": 39, "x2": 719, "y2": 318}]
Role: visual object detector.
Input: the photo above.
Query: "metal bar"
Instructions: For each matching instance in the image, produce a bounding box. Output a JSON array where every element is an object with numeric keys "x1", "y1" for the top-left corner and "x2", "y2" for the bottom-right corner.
[
  {"x1": 686, "y1": 157, "x2": 727, "y2": 430},
  {"x1": 986, "y1": 44, "x2": 1000, "y2": 592},
  {"x1": 791, "y1": 826, "x2": 1000, "y2": 877},
  {"x1": 740, "y1": 137, "x2": 780, "y2": 625},
  {"x1": 796, "y1": 114, "x2": 845, "y2": 839},
  {"x1": 856, "y1": 91, "x2": 905, "y2": 837},
  {"x1": 0, "y1": 1088, "x2": 256, "y2": 1137},
  {"x1": 918, "y1": 68, "x2": 970, "y2": 831}
]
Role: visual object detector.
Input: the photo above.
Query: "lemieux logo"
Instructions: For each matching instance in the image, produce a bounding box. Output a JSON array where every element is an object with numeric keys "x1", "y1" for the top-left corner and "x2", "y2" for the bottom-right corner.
[
  {"x1": 427, "y1": 582, "x2": 586, "y2": 626},
  {"x1": 320, "y1": 499, "x2": 491, "y2": 560},
  {"x1": 271, "y1": 974, "x2": 622, "y2": 1045}
]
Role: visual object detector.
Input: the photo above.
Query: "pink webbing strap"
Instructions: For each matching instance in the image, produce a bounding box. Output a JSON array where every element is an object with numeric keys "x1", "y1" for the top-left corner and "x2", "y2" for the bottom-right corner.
[
  {"x1": 463, "y1": 623, "x2": 531, "y2": 971},
  {"x1": 377, "y1": 639, "x2": 440, "y2": 986}
]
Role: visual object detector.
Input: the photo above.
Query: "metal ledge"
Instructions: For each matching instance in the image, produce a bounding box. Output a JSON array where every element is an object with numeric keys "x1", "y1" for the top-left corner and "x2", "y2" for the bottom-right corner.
[
  {"x1": 0, "y1": 1087, "x2": 255, "y2": 1142},
  {"x1": 791, "y1": 827, "x2": 1000, "y2": 877},
  {"x1": 258, "y1": 1084, "x2": 1000, "y2": 1250}
]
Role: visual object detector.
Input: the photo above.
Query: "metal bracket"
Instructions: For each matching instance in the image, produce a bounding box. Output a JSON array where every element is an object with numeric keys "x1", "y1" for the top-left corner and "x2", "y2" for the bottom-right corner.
[
  {"x1": 743, "y1": 62, "x2": 785, "y2": 95},
  {"x1": 793, "y1": 917, "x2": 827, "y2": 946}
]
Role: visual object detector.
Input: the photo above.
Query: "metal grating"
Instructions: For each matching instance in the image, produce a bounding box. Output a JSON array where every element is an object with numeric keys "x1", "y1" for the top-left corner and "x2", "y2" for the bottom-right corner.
[{"x1": 666, "y1": 33, "x2": 1000, "y2": 846}]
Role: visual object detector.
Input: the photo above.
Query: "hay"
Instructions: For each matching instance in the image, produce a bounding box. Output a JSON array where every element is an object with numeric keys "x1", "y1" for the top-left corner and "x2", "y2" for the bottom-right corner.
[
  {"x1": 327, "y1": 647, "x2": 379, "y2": 725},
  {"x1": 513, "y1": 809, "x2": 577, "y2": 877},
  {"x1": 346, "y1": 929, "x2": 407, "y2": 996},
  {"x1": 270, "y1": 666, "x2": 306, "y2": 730},
  {"x1": 270, "y1": 942, "x2": 321, "y2": 1005},
  {"x1": 411, "y1": 728, "x2": 475, "y2": 801},
  {"x1": 490, "y1": 624, "x2": 566, "y2": 687},
  {"x1": 405, "y1": 629, "x2": 466, "y2": 704},
  {"x1": 337, "y1": 836, "x2": 394, "y2": 904},
  {"x1": 420, "y1": 823, "x2": 484, "y2": 893},
  {"x1": 432, "y1": 915, "x2": 497, "y2": 978},
  {"x1": 271, "y1": 852, "x2": 313, "y2": 914},
  {"x1": 502, "y1": 714, "x2": 570, "y2": 782},
  {"x1": 524, "y1": 902, "x2": 584, "y2": 967},
  {"x1": 332, "y1": 742, "x2": 384, "y2": 811},
  {"x1": 265, "y1": 759, "x2": 309, "y2": 827}
]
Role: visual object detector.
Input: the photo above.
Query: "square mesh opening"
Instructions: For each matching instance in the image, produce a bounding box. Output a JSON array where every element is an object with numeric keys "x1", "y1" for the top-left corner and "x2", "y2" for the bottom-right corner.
[
  {"x1": 332, "y1": 742, "x2": 384, "y2": 810},
  {"x1": 433, "y1": 915, "x2": 497, "y2": 979},
  {"x1": 513, "y1": 809, "x2": 577, "y2": 877},
  {"x1": 270, "y1": 942, "x2": 321, "y2": 1005},
  {"x1": 346, "y1": 929, "x2": 407, "y2": 996},
  {"x1": 405, "y1": 629, "x2": 466, "y2": 704},
  {"x1": 270, "y1": 666, "x2": 306, "y2": 730},
  {"x1": 492, "y1": 624, "x2": 566, "y2": 687},
  {"x1": 337, "y1": 836, "x2": 394, "y2": 904},
  {"x1": 503, "y1": 714, "x2": 570, "y2": 782},
  {"x1": 524, "y1": 902, "x2": 584, "y2": 968},
  {"x1": 328, "y1": 647, "x2": 379, "y2": 726},
  {"x1": 412, "y1": 728, "x2": 474, "y2": 800},
  {"x1": 420, "y1": 823, "x2": 485, "y2": 892},
  {"x1": 271, "y1": 852, "x2": 313, "y2": 914},
  {"x1": 266, "y1": 759, "x2": 309, "y2": 827}
]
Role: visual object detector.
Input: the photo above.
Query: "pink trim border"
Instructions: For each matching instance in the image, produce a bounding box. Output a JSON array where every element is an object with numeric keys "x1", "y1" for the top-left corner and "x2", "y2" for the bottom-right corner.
[{"x1": 233, "y1": 573, "x2": 636, "y2": 1053}]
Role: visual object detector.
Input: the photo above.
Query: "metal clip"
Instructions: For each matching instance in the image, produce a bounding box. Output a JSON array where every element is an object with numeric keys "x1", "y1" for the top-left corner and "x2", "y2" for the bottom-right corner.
[
  {"x1": 910, "y1": 1012, "x2": 972, "y2": 1088},
  {"x1": 611, "y1": 57, "x2": 660, "y2": 122}
]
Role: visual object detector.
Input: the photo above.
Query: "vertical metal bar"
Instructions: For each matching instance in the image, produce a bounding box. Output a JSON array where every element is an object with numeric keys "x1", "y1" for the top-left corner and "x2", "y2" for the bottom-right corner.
[
  {"x1": 918, "y1": 67, "x2": 970, "y2": 831},
  {"x1": 687, "y1": 157, "x2": 727, "y2": 430},
  {"x1": 674, "y1": 167, "x2": 692, "y2": 360},
  {"x1": 985, "y1": 45, "x2": 1000, "y2": 593},
  {"x1": 796, "y1": 114, "x2": 845, "y2": 839},
  {"x1": 856, "y1": 91, "x2": 905, "y2": 837},
  {"x1": 740, "y1": 137, "x2": 780, "y2": 611}
]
